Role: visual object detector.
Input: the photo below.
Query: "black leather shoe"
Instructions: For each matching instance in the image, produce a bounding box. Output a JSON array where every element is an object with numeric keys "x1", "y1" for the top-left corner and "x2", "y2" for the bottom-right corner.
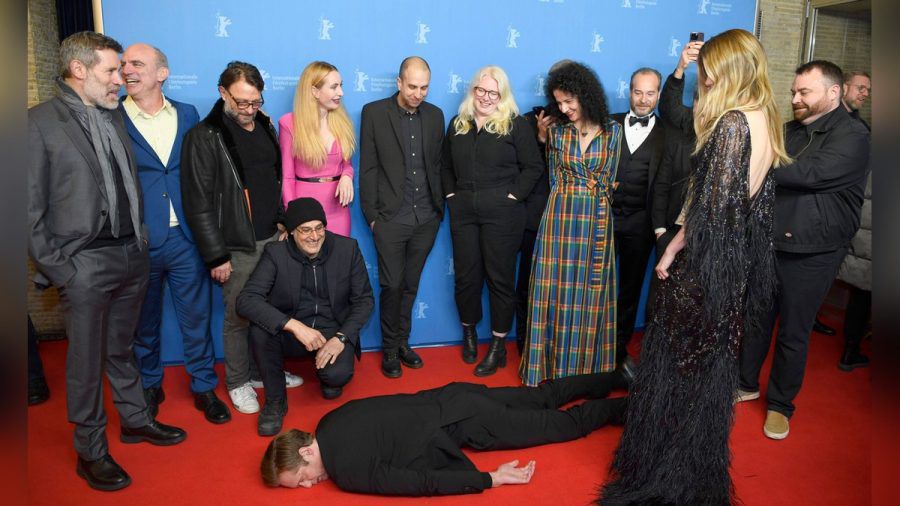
[
  {"x1": 381, "y1": 350, "x2": 402, "y2": 378},
  {"x1": 462, "y1": 325, "x2": 478, "y2": 364},
  {"x1": 257, "y1": 399, "x2": 287, "y2": 437},
  {"x1": 398, "y1": 344, "x2": 423, "y2": 369},
  {"x1": 193, "y1": 390, "x2": 231, "y2": 424},
  {"x1": 615, "y1": 356, "x2": 637, "y2": 389},
  {"x1": 321, "y1": 386, "x2": 343, "y2": 399},
  {"x1": 28, "y1": 376, "x2": 50, "y2": 406},
  {"x1": 120, "y1": 419, "x2": 187, "y2": 446},
  {"x1": 838, "y1": 347, "x2": 869, "y2": 372},
  {"x1": 76, "y1": 454, "x2": 131, "y2": 491},
  {"x1": 474, "y1": 337, "x2": 507, "y2": 377},
  {"x1": 813, "y1": 317, "x2": 836, "y2": 336},
  {"x1": 143, "y1": 386, "x2": 165, "y2": 418}
]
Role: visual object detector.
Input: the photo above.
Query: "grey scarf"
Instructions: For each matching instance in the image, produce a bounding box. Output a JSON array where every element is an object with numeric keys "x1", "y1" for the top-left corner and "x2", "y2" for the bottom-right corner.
[{"x1": 57, "y1": 78, "x2": 142, "y2": 244}]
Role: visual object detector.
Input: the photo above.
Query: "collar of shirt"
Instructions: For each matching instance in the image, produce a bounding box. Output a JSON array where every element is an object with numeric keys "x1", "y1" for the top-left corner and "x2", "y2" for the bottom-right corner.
[
  {"x1": 122, "y1": 94, "x2": 175, "y2": 121},
  {"x1": 394, "y1": 95, "x2": 419, "y2": 117}
]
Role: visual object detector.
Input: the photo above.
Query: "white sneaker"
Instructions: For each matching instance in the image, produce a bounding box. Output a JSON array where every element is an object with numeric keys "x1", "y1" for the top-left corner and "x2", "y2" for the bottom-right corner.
[
  {"x1": 249, "y1": 371, "x2": 304, "y2": 389},
  {"x1": 228, "y1": 382, "x2": 260, "y2": 414}
]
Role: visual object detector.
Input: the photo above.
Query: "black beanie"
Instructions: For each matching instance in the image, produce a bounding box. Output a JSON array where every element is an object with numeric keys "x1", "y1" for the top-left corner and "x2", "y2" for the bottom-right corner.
[{"x1": 285, "y1": 197, "x2": 327, "y2": 231}]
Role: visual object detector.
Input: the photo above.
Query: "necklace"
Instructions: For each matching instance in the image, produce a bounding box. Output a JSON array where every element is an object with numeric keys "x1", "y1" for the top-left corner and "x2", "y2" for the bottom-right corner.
[{"x1": 578, "y1": 123, "x2": 596, "y2": 137}]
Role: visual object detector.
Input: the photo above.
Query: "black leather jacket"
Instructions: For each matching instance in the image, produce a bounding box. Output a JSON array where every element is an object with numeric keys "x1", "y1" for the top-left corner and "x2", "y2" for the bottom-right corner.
[
  {"x1": 181, "y1": 99, "x2": 282, "y2": 268},
  {"x1": 774, "y1": 105, "x2": 869, "y2": 254}
]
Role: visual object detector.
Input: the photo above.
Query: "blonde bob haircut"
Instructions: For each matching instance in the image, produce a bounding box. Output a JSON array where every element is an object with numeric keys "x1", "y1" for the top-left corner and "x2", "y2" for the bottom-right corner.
[
  {"x1": 693, "y1": 29, "x2": 790, "y2": 168},
  {"x1": 291, "y1": 61, "x2": 357, "y2": 169},
  {"x1": 452, "y1": 65, "x2": 518, "y2": 137}
]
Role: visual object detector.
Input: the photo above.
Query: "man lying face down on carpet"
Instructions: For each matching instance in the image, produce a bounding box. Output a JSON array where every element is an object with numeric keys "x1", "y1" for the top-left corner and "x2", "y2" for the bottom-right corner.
[{"x1": 259, "y1": 367, "x2": 633, "y2": 496}]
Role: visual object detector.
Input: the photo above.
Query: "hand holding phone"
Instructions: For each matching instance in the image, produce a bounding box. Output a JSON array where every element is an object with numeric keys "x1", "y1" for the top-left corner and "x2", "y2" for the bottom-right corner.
[{"x1": 690, "y1": 31, "x2": 704, "y2": 42}]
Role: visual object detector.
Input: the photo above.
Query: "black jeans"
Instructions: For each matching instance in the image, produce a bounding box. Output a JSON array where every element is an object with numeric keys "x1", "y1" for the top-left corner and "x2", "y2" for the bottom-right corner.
[
  {"x1": 739, "y1": 247, "x2": 847, "y2": 417},
  {"x1": 448, "y1": 187, "x2": 525, "y2": 334},
  {"x1": 250, "y1": 324, "x2": 354, "y2": 404}
]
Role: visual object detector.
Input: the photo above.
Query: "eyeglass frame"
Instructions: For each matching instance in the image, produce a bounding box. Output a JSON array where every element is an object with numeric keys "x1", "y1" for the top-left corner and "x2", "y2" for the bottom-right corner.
[
  {"x1": 473, "y1": 86, "x2": 500, "y2": 101},
  {"x1": 295, "y1": 223, "x2": 326, "y2": 237},
  {"x1": 224, "y1": 88, "x2": 265, "y2": 110}
]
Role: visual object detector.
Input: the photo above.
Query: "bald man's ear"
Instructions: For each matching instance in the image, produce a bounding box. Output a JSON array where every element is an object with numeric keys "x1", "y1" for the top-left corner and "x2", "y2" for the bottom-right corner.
[{"x1": 157, "y1": 66, "x2": 170, "y2": 85}]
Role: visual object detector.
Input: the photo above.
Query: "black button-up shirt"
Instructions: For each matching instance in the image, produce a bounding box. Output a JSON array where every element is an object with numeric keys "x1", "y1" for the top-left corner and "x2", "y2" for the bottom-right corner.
[{"x1": 392, "y1": 101, "x2": 437, "y2": 226}]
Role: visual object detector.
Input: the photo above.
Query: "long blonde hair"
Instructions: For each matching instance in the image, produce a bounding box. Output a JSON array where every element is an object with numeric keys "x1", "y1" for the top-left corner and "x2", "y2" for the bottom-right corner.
[
  {"x1": 452, "y1": 65, "x2": 518, "y2": 136},
  {"x1": 693, "y1": 29, "x2": 790, "y2": 167},
  {"x1": 291, "y1": 61, "x2": 356, "y2": 169}
]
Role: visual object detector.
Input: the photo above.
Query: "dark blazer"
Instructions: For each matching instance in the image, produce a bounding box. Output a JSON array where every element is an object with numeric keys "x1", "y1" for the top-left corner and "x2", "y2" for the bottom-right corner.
[
  {"x1": 521, "y1": 110, "x2": 552, "y2": 231},
  {"x1": 610, "y1": 112, "x2": 666, "y2": 216},
  {"x1": 359, "y1": 94, "x2": 445, "y2": 225},
  {"x1": 235, "y1": 232, "x2": 374, "y2": 357},
  {"x1": 652, "y1": 73, "x2": 696, "y2": 234},
  {"x1": 119, "y1": 97, "x2": 199, "y2": 248},
  {"x1": 316, "y1": 383, "x2": 494, "y2": 496},
  {"x1": 28, "y1": 96, "x2": 144, "y2": 288}
]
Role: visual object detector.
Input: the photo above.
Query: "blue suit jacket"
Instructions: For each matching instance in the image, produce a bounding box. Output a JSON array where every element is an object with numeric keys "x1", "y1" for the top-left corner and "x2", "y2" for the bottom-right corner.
[{"x1": 119, "y1": 97, "x2": 200, "y2": 248}]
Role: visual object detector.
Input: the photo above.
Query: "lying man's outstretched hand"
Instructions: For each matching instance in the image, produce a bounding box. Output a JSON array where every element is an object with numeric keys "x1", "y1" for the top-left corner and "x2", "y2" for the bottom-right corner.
[{"x1": 489, "y1": 460, "x2": 536, "y2": 487}]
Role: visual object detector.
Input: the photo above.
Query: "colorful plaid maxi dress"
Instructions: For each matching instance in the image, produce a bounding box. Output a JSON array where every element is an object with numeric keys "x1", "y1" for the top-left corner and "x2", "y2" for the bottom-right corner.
[{"x1": 519, "y1": 120, "x2": 622, "y2": 386}]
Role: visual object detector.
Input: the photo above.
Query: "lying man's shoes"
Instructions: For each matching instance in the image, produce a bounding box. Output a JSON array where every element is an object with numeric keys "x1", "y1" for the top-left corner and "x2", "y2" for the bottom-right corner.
[
  {"x1": 120, "y1": 419, "x2": 187, "y2": 446},
  {"x1": 76, "y1": 454, "x2": 131, "y2": 491}
]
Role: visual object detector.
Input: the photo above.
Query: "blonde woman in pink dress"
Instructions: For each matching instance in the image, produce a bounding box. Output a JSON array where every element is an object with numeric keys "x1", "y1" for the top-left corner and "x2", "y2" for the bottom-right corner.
[{"x1": 279, "y1": 61, "x2": 357, "y2": 236}]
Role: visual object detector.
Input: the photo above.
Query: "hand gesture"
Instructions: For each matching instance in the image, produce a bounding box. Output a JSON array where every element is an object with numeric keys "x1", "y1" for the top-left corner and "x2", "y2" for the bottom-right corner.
[
  {"x1": 489, "y1": 460, "x2": 536, "y2": 487},
  {"x1": 536, "y1": 110, "x2": 557, "y2": 144},
  {"x1": 211, "y1": 261, "x2": 232, "y2": 284},
  {"x1": 315, "y1": 336, "x2": 346, "y2": 369},
  {"x1": 677, "y1": 41, "x2": 704, "y2": 74},
  {"x1": 336, "y1": 175, "x2": 354, "y2": 207},
  {"x1": 284, "y1": 319, "x2": 327, "y2": 351}
]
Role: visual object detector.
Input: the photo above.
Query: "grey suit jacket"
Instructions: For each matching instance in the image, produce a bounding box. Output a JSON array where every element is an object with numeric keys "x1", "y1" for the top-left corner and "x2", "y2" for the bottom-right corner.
[{"x1": 28, "y1": 96, "x2": 145, "y2": 288}]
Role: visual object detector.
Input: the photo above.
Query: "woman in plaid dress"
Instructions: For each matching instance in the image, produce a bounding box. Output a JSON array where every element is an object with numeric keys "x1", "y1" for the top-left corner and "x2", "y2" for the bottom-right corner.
[{"x1": 519, "y1": 62, "x2": 622, "y2": 386}]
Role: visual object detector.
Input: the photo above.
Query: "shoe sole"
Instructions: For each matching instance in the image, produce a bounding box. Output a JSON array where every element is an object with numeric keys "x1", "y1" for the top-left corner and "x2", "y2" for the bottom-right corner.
[
  {"x1": 400, "y1": 360, "x2": 424, "y2": 369},
  {"x1": 462, "y1": 356, "x2": 477, "y2": 364},
  {"x1": 119, "y1": 432, "x2": 187, "y2": 446},
  {"x1": 381, "y1": 368, "x2": 402, "y2": 379},
  {"x1": 734, "y1": 390, "x2": 760, "y2": 403},
  {"x1": 838, "y1": 362, "x2": 868, "y2": 372},
  {"x1": 763, "y1": 426, "x2": 789, "y2": 440},
  {"x1": 76, "y1": 467, "x2": 132, "y2": 492},
  {"x1": 473, "y1": 360, "x2": 507, "y2": 377},
  {"x1": 232, "y1": 404, "x2": 260, "y2": 414}
]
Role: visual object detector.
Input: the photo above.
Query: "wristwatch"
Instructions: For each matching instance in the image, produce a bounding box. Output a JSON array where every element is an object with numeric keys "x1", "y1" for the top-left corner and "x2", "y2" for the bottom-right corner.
[{"x1": 335, "y1": 332, "x2": 349, "y2": 344}]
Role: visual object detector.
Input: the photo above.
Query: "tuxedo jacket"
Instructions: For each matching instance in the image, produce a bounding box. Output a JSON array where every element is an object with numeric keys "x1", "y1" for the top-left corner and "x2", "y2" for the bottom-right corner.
[
  {"x1": 28, "y1": 96, "x2": 144, "y2": 288},
  {"x1": 358, "y1": 94, "x2": 445, "y2": 225},
  {"x1": 118, "y1": 97, "x2": 199, "y2": 248}
]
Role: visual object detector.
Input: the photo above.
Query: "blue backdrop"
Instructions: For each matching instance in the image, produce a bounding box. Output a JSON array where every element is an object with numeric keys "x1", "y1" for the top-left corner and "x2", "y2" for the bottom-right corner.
[{"x1": 102, "y1": 0, "x2": 757, "y2": 362}]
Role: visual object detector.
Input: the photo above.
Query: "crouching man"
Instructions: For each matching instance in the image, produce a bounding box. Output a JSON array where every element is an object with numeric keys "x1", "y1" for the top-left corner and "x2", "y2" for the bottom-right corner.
[{"x1": 237, "y1": 197, "x2": 374, "y2": 435}]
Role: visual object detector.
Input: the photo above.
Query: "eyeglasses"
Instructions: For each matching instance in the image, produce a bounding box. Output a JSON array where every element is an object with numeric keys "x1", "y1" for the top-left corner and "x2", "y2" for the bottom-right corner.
[
  {"x1": 473, "y1": 86, "x2": 500, "y2": 101},
  {"x1": 851, "y1": 85, "x2": 871, "y2": 95},
  {"x1": 225, "y1": 89, "x2": 264, "y2": 110},
  {"x1": 296, "y1": 224, "x2": 325, "y2": 236}
]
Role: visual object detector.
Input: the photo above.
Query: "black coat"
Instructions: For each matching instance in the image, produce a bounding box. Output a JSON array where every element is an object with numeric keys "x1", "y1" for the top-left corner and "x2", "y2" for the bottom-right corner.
[
  {"x1": 359, "y1": 94, "x2": 445, "y2": 225},
  {"x1": 652, "y1": 73, "x2": 696, "y2": 234},
  {"x1": 180, "y1": 99, "x2": 282, "y2": 268},
  {"x1": 774, "y1": 105, "x2": 870, "y2": 253},
  {"x1": 235, "y1": 232, "x2": 373, "y2": 356},
  {"x1": 521, "y1": 110, "x2": 552, "y2": 231}
]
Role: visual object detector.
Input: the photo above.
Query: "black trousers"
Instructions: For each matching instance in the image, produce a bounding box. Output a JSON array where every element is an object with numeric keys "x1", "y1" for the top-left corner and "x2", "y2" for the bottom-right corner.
[
  {"x1": 739, "y1": 247, "x2": 847, "y2": 417},
  {"x1": 515, "y1": 228, "x2": 538, "y2": 344},
  {"x1": 28, "y1": 315, "x2": 45, "y2": 382},
  {"x1": 373, "y1": 217, "x2": 440, "y2": 351},
  {"x1": 250, "y1": 324, "x2": 354, "y2": 404},
  {"x1": 444, "y1": 372, "x2": 626, "y2": 450},
  {"x1": 843, "y1": 285, "x2": 871, "y2": 348},
  {"x1": 448, "y1": 188, "x2": 526, "y2": 334},
  {"x1": 57, "y1": 240, "x2": 152, "y2": 460},
  {"x1": 613, "y1": 217, "x2": 655, "y2": 365}
]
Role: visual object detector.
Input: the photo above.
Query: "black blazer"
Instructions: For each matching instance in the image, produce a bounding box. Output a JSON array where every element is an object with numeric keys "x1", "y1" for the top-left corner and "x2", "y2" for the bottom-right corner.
[
  {"x1": 316, "y1": 383, "x2": 495, "y2": 496},
  {"x1": 610, "y1": 112, "x2": 666, "y2": 216},
  {"x1": 359, "y1": 94, "x2": 445, "y2": 225},
  {"x1": 652, "y1": 73, "x2": 697, "y2": 233},
  {"x1": 235, "y1": 232, "x2": 374, "y2": 357}
]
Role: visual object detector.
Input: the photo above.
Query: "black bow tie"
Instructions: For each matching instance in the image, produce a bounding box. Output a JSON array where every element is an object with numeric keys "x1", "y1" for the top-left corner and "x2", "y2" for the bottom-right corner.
[{"x1": 629, "y1": 115, "x2": 651, "y2": 127}]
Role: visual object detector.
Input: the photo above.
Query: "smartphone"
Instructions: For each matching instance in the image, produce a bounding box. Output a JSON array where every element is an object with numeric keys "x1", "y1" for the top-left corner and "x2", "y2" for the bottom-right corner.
[{"x1": 690, "y1": 31, "x2": 704, "y2": 42}]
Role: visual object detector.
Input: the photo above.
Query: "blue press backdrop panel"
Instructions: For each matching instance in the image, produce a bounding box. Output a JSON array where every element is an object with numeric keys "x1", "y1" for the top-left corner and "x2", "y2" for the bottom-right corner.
[{"x1": 102, "y1": 0, "x2": 756, "y2": 363}]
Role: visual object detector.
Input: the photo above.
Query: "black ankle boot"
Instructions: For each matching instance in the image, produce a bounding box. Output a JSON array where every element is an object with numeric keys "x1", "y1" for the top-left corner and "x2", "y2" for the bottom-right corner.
[
  {"x1": 462, "y1": 325, "x2": 478, "y2": 364},
  {"x1": 474, "y1": 336, "x2": 507, "y2": 377},
  {"x1": 838, "y1": 344, "x2": 869, "y2": 372}
]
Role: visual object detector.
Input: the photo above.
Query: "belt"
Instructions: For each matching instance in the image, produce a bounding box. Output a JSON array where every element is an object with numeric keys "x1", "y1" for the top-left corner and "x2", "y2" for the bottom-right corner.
[{"x1": 297, "y1": 176, "x2": 340, "y2": 183}]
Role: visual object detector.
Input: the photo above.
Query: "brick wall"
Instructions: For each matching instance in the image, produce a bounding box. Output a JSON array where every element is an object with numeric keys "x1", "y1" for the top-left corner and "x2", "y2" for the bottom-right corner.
[
  {"x1": 27, "y1": 0, "x2": 65, "y2": 337},
  {"x1": 758, "y1": 0, "x2": 807, "y2": 126}
]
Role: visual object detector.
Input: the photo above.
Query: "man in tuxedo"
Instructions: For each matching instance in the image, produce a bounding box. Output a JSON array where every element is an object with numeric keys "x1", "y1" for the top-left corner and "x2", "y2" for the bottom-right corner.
[
  {"x1": 259, "y1": 371, "x2": 630, "y2": 496},
  {"x1": 119, "y1": 43, "x2": 230, "y2": 424},
  {"x1": 738, "y1": 60, "x2": 869, "y2": 440},
  {"x1": 28, "y1": 31, "x2": 186, "y2": 491},
  {"x1": 359, "y1": 56, "x2": 445, "y2": 378},
  {"x1": 610, "y1": 68, "x2": 666, "y2": 367}
]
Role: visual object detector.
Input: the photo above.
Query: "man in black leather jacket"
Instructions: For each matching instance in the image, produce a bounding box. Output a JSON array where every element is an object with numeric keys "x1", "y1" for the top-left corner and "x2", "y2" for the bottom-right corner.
[{"x1": 181, "y1": 61, "x2": 287, "y2": 416}]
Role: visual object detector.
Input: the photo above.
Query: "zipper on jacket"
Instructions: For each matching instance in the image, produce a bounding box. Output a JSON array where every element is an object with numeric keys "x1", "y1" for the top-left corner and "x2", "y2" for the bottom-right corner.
[
  {"x1": 793, "y1": 129, "x2": 820, "y2": 158},
  {"x1": 311, "y1": 264, "x2": 319, "y2": 329},
  {"x1": 217, "y1": 193, "x2": 223, "y2": 228}
]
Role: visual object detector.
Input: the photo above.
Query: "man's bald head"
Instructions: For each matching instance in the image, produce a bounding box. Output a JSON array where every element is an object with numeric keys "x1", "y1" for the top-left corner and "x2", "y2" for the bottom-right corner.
[{"x1": 399, "y1": 56, "x2": 430, "y2": 80}]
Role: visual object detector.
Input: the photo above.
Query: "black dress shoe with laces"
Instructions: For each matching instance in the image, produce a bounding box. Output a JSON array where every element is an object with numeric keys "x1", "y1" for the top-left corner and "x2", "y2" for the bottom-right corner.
[
  {"x1": 76, "y1": 454, "x2": 131, "y2": 491},
  {"x1": 120, "y1": 419, "x2": 187, "y2": 446},
  {"x1": 398, "y1": 344, "x2": 423, "y2": 369},
  {"x1": 28, "y1": 376, "x2": 50, "y2": 406},
  {"x1": 143, "y1": 386, "x2": 165, "y2": 418},
  {"x1": 257, "y1": 399, "x2": 288, "y2": 437},
  {"x1": 194, "y1": 390, "x2": 231, "y2": 424},
  {"x1": 381, "y1": 350, "x2": 402, "y2": 378}
]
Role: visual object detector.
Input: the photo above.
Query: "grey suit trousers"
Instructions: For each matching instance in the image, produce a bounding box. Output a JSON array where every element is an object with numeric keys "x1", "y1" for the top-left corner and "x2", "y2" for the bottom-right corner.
[{"x1": 58, "y1": 239, "x2": 152, "y2": 460}]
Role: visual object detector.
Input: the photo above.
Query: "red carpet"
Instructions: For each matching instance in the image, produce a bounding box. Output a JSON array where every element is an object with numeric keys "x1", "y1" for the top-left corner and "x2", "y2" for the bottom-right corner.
[{"x1": 28, "y1": 313, "x2": 869, "y2": 505}]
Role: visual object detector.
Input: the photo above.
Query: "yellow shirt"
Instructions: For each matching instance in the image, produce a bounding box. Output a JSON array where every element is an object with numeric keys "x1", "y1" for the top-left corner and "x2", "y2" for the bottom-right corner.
[{"x1": 122, "y1": 95, "x2": 180, "y2": 226}]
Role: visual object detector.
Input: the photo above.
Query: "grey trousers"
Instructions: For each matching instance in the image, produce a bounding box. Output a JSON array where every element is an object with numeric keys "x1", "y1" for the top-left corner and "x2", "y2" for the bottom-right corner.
[
  {"x1": 57, "y1": 240, "x2": 152, "y2": 461},
  {"x1": 221, "y1": 233, "x2": 278, "y2": 390}
]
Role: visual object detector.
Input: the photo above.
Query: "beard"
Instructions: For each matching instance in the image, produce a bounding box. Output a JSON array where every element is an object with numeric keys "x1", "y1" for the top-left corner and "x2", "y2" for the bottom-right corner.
[
  {"x1": 223, "y1": 102, "x2": 256, "y2": 127},
  {"x1": 792, "y1": 96, "x2": 830, "y2": 123}
]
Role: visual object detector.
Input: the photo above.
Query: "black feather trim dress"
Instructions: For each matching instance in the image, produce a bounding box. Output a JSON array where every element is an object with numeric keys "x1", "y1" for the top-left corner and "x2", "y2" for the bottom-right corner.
[{"x1": 599, "y1": 111, "x2": 776, "y2": 505}]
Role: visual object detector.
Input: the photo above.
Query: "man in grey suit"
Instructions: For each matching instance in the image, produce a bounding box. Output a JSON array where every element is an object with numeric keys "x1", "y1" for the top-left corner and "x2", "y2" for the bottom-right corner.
[{"x1": 28, "y1": 31, "x2": 186, "y2": 492}]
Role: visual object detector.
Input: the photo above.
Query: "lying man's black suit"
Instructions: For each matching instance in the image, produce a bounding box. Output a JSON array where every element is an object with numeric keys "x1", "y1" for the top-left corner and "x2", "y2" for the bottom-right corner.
[{"x1": 261, "y1": 372, "x2": 628, "y2": 496}]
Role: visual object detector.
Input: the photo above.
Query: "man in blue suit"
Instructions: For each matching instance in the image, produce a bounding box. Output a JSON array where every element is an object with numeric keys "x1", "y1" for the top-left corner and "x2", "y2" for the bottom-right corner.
[{"x1": 119, "y1": 43, "x2": 230, "y2": 424}]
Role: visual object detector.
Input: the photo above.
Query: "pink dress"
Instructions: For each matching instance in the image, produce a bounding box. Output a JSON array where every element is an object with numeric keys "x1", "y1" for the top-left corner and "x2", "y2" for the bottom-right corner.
[{"x1": 279, "y1": 113, "x2": 354, "y2": 236}]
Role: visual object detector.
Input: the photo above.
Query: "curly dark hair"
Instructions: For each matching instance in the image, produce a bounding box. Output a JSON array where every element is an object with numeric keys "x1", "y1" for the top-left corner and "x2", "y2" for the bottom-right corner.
[{"x1": 544, "y1": 61, "x2": 609, "y2": 129}]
